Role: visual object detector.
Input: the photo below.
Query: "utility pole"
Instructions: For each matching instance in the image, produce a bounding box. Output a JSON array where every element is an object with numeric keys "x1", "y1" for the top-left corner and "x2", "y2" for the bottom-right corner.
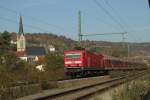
[
  {"x1": 128, "y1": 43, "x2": 130, "y2": 58},
  {"x1": 78, "y1": 10, "x2": 82, "y2": 43},
  {"x1": 127, "y1": 44, "x2": 130, "y2": 57},
  {"x1": 122, "y1": 32, "x2": 127, "y2": 48}
]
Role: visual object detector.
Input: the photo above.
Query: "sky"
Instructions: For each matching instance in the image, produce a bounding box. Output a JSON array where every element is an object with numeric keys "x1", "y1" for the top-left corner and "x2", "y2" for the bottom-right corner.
[{"x1": 0, "y1": 0, "x2": 150, "y2": 42}]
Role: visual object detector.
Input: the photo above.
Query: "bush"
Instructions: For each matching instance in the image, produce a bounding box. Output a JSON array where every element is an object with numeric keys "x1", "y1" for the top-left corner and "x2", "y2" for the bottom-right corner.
[
  {"x1": 44, "y1": 52, "x2": 64, "y2": 70},
  {"x1": 113, "y1": 77, "x2": 150, "y2": 100}
]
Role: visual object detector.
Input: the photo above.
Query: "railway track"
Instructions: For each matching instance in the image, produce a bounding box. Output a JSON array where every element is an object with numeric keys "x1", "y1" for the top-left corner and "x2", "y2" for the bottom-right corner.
[
  {"x1": 49, "y1": 77, "x2": 124, "y2": 100},
  {"x1": 17, "y1": 71, "x2": 149, "y2": 100}
]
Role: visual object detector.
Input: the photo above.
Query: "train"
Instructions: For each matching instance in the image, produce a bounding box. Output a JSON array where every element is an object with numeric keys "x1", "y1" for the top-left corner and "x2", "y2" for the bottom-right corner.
[{"x1": 64, "y1": 49, "x2": 147, "y2": 78}]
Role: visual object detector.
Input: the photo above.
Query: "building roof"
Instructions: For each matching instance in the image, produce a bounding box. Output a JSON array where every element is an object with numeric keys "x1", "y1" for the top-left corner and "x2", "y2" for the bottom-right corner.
[
  {"x1": 16, "y1": 51, "x2": 25, "y2": 57},
  {"x1": 26, "y1": 47, "x2": 46, "y2": 56}
]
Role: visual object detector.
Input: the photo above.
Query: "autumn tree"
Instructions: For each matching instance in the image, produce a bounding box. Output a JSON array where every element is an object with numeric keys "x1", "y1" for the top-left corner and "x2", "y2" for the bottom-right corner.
[
  {"x1": 0, "y1": 31, "x2": 11, "y2": 54},
  {"x1": 44, "y1": 52, "x2": 64, "y2": 70}
]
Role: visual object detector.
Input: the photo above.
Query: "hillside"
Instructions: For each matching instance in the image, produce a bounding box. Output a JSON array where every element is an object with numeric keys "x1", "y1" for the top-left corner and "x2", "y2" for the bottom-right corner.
[
  {"x1": 81, "y1": 40, "x2": 150, "y2": 56},
  {"x1": 11, "y1": 32, "x2": 150, "y2": 57},
  {"x1": 11, "y1": 32, "x2": 77, "y2": 52}
]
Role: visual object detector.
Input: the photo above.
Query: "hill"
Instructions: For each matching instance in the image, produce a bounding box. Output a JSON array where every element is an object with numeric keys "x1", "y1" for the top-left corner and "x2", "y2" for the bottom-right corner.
[
  {"x1": 11, "y1": 32, "x2": 150, "y2": 57},
  {"x1": 11, "y1": 32, "x2": 77, "y2": 52}
]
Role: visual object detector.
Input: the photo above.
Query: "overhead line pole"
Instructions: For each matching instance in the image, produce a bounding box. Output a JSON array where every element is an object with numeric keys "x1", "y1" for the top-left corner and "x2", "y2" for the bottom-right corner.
[
  {"x1": 77, "y1": 10, "x2": 127, "y2": 48},
  {"x1": 122, "y1": 32, "x2": 126, "y2": 48},
  {"x1": 78, "y1": 10, "x2": 82, "y2": 43}
]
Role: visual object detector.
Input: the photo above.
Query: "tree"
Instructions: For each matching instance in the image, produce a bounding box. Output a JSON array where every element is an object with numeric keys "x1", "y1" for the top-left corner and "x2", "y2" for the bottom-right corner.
[
  {"x1": 0, "y1": 31, "x2": 12, "y2": 65},
  {"x1": 111, "y1": 48, "x2": 128, "y2": 57},
  {"x1": 43, "y1": 52, "x2": 65, "y2": 81},
  {"x1": 0, "y1": 31, "x2": 11, "y2": 54},
  {"x1": 44, "y1": 52, "x2": 64, "y2": 70},
  {"x1": 2, "y1": 52, "x2": 18, "y2": 71}
]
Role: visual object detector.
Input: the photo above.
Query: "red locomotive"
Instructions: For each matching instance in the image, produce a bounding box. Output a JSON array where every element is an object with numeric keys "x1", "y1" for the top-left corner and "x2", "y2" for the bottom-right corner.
[{"x1": 64, "y1": 50, "x2": 147, "y2": 77}]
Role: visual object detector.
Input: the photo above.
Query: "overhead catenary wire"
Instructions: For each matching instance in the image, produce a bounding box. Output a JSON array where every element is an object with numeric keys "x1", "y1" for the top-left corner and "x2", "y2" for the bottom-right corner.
[
  {"x1": 0, "y1": 5, "x2": 18, "y2": 14},
  {"x1": 92, "y1": 0, "x2": 129, "y2": 46},
  {"x1": 104, "y1": 0, "x2": 128, "y2": 29},
  {"x1": 93, "y1": 0, "x2": 126, "y2": 32},
  {"x1": 82, "y1": 11, "x2": 120, "y2": 31},
  {"x1": 104, "y1": 1, "x2": 150, "y2": 43},
  {"x1": 0, "y1": 2, "x2": 148, "y2": 42},
  {"x1": 103, "y1": 0, "x2": 150, "y2": 42},
  {"x1": 84, "y1": 0, "x2": 149, "y2": 42},
  {"x1": 104, "y1": 0, "x2": 136, "y2": 33},
  {"x1": 82, "y1": 32, "x2": 127, "y2": 36}
]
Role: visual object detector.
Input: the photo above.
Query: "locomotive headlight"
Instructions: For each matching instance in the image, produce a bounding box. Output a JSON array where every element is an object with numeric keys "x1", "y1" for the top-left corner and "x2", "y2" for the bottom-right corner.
[
  {"x1": 65, "y1": 61, "x2": 72, "y2": 64},
  {"x1": 75, "y1": 61, "x2": 82, "y2": 64},
  {"x1": 65, "y1": 61, "x2": 82, "y2": 64}
]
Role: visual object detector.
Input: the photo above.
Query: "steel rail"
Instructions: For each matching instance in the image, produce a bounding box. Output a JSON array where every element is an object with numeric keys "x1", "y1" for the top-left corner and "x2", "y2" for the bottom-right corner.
[{"x1": 17, "y1": 76, "x2": 122, "y2": 100}]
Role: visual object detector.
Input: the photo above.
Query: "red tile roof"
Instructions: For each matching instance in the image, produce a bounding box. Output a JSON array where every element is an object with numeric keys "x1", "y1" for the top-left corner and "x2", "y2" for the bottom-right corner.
[{"x1": 16, "y1": 51, "x2": 25, "y2": 57}]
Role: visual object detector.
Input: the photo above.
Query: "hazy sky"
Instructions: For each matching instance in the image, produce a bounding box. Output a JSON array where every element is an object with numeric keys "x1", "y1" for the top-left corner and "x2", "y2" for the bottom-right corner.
[{"x1": 0, "y1": 0, "x2": 150, "y2": 42}]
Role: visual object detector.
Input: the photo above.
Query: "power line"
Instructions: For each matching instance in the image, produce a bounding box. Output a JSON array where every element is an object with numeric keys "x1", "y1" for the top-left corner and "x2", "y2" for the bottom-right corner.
[
  {"x1": 104, "y1": 0, "x2": 135, "y2": 33},
  {"x1": 0, "y1": 16, "x2": 50, "y2": 32},
  {"x1": 82, "y1": 11, "x2": 120, "y2": 30},
  {"x1": 93, "y1": 0, "x2": 126, "y2": 31},
  {"x1": 0, "y1": 5, "x2": 18, "y2": 14},
  {"x1": 0, "y1": 4, "x2": 75, "y2": 34},
  {"x1": 104, "y1": 0, "x2": 127, "y2": 28},
  {"x1": 103, "y1": 0, "x2": 148, "y2": 43}
]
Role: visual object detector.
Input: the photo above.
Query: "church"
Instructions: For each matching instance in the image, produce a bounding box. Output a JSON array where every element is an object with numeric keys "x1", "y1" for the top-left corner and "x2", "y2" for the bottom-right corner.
[{"x1": 16, "y1": 16, "x2": 46, "y2": 63}]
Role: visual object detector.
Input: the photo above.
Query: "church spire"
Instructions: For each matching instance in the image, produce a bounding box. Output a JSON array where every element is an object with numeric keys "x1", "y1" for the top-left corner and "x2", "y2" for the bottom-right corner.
[
  {"x1": 17, "y1": 15, "x2": 26, "y2": 52},
  {"x1": 19, "y1": 16, "x2": 24, "y2": 34}
]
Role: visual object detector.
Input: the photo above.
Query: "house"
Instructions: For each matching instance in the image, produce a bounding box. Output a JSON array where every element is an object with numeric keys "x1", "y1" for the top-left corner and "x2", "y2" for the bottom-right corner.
[
  {"x1": 16, "y1": 51, "x2": 27, "y2": 61},
  {"x1": 10, "y1": 40, "x2": 17, "y2": 44},
  {"x1": 26, "y1": 47, "x2": 46, "y2": 63},
  {"x1": 48, "y1": 45, "x2": 55, "y2": 52}
]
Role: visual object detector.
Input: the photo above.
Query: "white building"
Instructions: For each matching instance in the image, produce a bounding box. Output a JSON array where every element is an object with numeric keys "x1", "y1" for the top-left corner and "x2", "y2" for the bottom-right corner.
[{"x1": 48, "y1": 45, "x2": 55, "y2": 52}]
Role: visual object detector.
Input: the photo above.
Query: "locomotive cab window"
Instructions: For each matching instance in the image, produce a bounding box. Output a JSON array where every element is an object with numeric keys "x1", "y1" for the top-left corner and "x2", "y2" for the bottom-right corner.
[{"x1": 66, "y1": 53, "x2": 81, "y2": 59}]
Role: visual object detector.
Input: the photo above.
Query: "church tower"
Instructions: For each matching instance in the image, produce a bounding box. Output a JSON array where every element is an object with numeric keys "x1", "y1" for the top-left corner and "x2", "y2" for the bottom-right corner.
[{"x1": 17, "y1": 16, "x2": 26, "y2": 52}]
